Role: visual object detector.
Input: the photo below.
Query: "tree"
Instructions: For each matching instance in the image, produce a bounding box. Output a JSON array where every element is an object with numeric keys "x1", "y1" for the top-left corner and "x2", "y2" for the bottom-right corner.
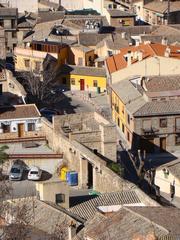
[
  {"x1": 16, "y1": 55, "x2": 63, "y2": 106},
  {"x1": 0, "y1": 145, "x2": 10, "y2": 198},
  {"x1": 0, "y1": 145, "x2": 9, "y2": 166}
]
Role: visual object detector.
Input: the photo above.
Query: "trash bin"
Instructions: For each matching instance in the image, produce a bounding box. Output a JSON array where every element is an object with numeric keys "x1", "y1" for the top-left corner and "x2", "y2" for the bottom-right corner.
[{"x1": 97, "y1": 87, "x2": 101, "y2": 94}]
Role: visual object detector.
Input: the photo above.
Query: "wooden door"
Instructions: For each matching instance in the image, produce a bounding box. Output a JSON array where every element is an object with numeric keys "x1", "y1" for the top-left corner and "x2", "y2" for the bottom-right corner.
[
  {"x1": 160, "y1": 137, "x2": 166, "y2": 152},
  {"x1": 0, "y1": 84, "x2": 2, "y2": 95},
  {"x1": 80, "y1": 79, "x2": 85, "y2": 91},
  {"x1": 18, "y1": 123, "x2": 24, "y2": 137}
]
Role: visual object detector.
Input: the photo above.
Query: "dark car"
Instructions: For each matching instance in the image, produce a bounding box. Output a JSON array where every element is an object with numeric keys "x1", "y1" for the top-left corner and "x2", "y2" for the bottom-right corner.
[
  {"x1": 40, "y1": 108, "x2": 59, "y2": 121},
  {"x1": 6, "y1": 63, "x2": 15, "y2": 73}
]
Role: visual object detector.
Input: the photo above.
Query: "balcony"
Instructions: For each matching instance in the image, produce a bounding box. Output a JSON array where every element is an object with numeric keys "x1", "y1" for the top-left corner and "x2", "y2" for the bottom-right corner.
[
  {"x1": 142, "y1": 127, "x2": 159, "y2": 136},
  {"x1": 14, "y1": 47, "x2": 58, "y2": 60}
]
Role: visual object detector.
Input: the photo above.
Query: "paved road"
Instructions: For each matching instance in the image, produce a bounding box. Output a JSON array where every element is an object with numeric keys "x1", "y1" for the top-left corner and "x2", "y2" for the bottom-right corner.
[
  {"x1": 52, "y1": 91, "x2": 95, "y2": 114},
  {"x1": 2, "y1": 180, "x2": 36, "y2": 200}
]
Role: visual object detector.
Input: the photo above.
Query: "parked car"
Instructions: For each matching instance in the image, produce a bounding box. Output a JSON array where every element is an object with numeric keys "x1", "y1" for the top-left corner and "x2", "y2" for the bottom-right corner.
[
  {"x1": 51, "y1": 86, "x2": 68, "y2": 94},
  {"x1": 28, "y1": 166, "x2": 42, "y2": 181},
  {"x1": 6, "y1": 63, "x2": 15, "y2": 73},
  {"x1": 9, "y1": 164, "x2": 24, "y2": 181},
  {"x1": 40, "y1": 108, "x2": 59, "y2": 121}
]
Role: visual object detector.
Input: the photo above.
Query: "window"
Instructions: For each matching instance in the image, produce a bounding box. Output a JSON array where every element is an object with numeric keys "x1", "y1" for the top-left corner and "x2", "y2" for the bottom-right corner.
[
  {"x1": 122, "y1": 123, "x2": 125, "y2": 133},
  {"x1": 27, "y1": 123, "x2": 35, "y2": 131},
  {"x1": 71, "y1": 78, "x2": 75, "y2": 85},
  {"x1": 175, "y1": 135, "x2": 180, "y2": 145},
  {"x1": 11, "y1": 19, "x2": 16, "y2": 29},
  {"x1": 78, "y1": 57, "x2": 83, "y2": 66},
  {"x1": 2, "y1": 123, "x2": 10, "y2": 133},
  {"x1": 12, "y1": 31, "x2": 17, "y2": 38},
  {"x1": 93, "y1": 80, "x2": 98, "y2": 87},
  {"x1": 24, "y1": 59, "x2": 30, "y2": 68},
  {"x1": 160, "y1": 118, "x2": 167, "y2": 128},
  {"x1": 62, "y1": 77, "x2": 66, "y2": 85},
  {"x1": 117, "y1": 118, "x2": 120, "y2": 127},
  {"x1": 175, "y1": 118, "x2": 180, "y2": 131},
  {"x1": 35, "y1": 61, "x2": 41, "y2": 71},
  {"x1": 127, "y1": 131, "x2": 130, "y2": 142},
  {"x1": 56, "y1": 193, "x2": 65, "y2": 204},
  {"x1": 127, "y1": 114, "x2": 130, "y2": 125},
  {"x1": 108, "y1": 50, "x2": 113, "y2": 56},
  {"x1": 122, "y1": 106, "x2": 124, "y2": 114},
  {"x1": 0, "y1": 19, "x2": 4, "y2": 27}
]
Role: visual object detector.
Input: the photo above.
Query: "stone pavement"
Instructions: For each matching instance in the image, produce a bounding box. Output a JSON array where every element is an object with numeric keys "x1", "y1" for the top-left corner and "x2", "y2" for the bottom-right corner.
[
  {"x1": 160, "y1": 192, "x2": 180, "y2": 208},
  {"x1": 69, "y1": 90, "x2": 111, "y2": 120}
]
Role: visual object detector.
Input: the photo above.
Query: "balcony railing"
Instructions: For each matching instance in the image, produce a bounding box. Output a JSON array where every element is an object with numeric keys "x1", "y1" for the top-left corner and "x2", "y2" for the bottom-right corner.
[{"x1": 142, "y1": 127, "x2": 159, "y2": 136}]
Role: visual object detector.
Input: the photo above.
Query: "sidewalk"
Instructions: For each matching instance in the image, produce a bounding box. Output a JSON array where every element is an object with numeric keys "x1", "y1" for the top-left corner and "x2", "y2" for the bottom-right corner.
[{"x1": 160, "y1": 192, "x2": 180, "y2": 208}]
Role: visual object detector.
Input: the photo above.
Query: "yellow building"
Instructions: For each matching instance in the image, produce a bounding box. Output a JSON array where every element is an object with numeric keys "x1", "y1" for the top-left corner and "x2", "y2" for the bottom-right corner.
[
  {"x1": 68, "y1": 44, "x2": 95, "y2": 67},
  {"x1": 110, "y1": 79, "x2": 143, "y2": 145},
  {"x1": 58, "y1": 65, "x2": 107, "y2": 92},
  {"x1": 14, "y1": 41, "x2": 68, "y2": 73}
]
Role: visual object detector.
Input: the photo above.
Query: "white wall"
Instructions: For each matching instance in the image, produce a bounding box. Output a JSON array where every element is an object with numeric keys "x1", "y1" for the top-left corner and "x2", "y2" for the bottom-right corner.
[
  {"x1": 83, "y1": 0, "x2": 103, "y2": 14},
  {"x1": 6, "y1": 0, "x2": 38, "y2": 13},
  {"x1": 155, "y1": 169, "x2": 180, "y2": 198},
  {"x1": 111, "y1": 57, "x2": 180, "y2": 84},
  {"x1": 0, "y1": 118, "x2": 40, "y2": 133},
  {"x1": 60, "y1": 0, "x2": 84, "y2": 11}
]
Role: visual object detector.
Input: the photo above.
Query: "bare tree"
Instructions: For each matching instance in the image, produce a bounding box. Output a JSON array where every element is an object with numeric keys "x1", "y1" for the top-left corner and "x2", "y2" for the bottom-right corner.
[{"x1": 15, "y1": 53, "x2": 63, "y2": 107}]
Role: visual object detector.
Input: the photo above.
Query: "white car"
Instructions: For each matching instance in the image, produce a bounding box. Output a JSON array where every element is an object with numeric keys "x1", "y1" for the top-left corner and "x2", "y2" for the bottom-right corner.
[{"x1": 28, "y1": 166, "x2": 42, "y2": 181}]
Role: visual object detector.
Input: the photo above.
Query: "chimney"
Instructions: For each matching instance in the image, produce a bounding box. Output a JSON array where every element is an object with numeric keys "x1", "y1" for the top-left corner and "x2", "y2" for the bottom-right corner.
[
  {"x1": 121, "y1": 32, "x2": 126, "y2": 39},
  {"x1": 137, "y1": 51, "x2": 143, "y2": 61},
  {"x1": 133, "y1": 51, "x2": 138, "y2": 60},
  {"x1": 127, "y1": 50, "x2": 132, "y2": 66},
  {"x1": 161, "y1": 37, "x2": 168, "y2": 45},
  {"x1": 68, "y1": 222, "x2": 76, "y2": 240},
  {"x1": 164, "y1": 46, "x2": 171, "y2": 57}
]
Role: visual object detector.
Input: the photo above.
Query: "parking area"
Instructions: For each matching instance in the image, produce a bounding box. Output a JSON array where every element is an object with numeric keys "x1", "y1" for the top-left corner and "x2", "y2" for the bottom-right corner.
[{"x1": 1, "y1": 142, "x2": 63, "y2": 174}]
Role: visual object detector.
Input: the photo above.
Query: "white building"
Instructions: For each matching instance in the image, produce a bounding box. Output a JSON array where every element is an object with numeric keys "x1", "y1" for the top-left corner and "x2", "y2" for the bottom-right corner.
[
  {"x1": 0, "y1": 0, "x2": 39, "y2": 13},
  {"x1": 155, "y1": 159, "x2": 180, "y2": 199},
  {"x1": 0, "y1": 104, "x2": 42, "y2": 138}
]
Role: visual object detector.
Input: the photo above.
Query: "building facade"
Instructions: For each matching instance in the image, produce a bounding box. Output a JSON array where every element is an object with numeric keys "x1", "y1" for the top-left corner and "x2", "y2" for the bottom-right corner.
[
  {"x1": 0, "y1": 7, "x2": 18, "y2": 55},
  {"x1": 14, "y1": 41, "x2": 68, "y2": 73},
  {"x1": 111, "y1": 75, "x2": 180, "y2": 153},
  {"x1": 0, "y1": 104, "x2": 42, "y2": 139},
  {"x1": 58, "y1": 65, "x2": 107, "y2": 92}
]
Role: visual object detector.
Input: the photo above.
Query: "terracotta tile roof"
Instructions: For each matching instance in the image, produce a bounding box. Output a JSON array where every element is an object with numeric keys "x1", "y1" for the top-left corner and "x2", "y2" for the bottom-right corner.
[
  {"x1": 0, "y1": 104, "x2": 40, "y2": 120},
  {"x1": 106, "y1": 43, "x2": 180, "y2": 74}
]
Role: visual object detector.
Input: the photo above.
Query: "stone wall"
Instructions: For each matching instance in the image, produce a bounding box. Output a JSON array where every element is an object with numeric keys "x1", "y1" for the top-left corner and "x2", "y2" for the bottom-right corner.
[
  {"x1": 41, "y1": 117, "x2": 128, "y2": 192},
  {"x1": 54, "y1": 113, "x2": 117, "y2": 161}
]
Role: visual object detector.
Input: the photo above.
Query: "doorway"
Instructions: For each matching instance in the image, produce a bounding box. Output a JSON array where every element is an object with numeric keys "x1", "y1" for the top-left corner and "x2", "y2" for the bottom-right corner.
[
  {"x1": 18, "y1": 123, "x2": 24, "y2": 137},
  {"x1": 0, "y1": 84, "x2": 2, "y2": 95},
  {"x1": 87, "y1": 162, "x2": 93, "y2": 189},
  {"x1": 160, "y1": 137, "x2": 166, "y2": 152},
  {"x1": 80, "y1": 79, "x2": 85, "y2": 91}
]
